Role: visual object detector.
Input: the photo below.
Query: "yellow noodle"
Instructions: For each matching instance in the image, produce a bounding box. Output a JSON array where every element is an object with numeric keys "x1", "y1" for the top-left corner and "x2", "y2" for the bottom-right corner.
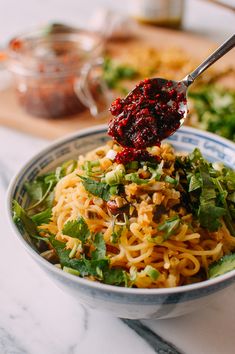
[
  {"x1": 163, "y1": 241, "x2": 223, "y2": 256},
  {"x1": 178, "y1": 253, "x2": 201, "y2": 277},
  {"x1": 39, "y1": 142, "x2": 235, "y2": 289}
]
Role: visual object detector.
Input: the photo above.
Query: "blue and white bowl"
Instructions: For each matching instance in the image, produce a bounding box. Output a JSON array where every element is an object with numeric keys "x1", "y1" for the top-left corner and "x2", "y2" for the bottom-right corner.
[{"x1": 6, "y1": 125, "x2": 235, "y2": 319}]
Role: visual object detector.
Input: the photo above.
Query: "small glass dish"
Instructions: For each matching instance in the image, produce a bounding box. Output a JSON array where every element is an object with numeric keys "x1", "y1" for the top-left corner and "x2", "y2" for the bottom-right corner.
[{"x1": 6, "y1": 27, "x2": 105, "y2": 119}]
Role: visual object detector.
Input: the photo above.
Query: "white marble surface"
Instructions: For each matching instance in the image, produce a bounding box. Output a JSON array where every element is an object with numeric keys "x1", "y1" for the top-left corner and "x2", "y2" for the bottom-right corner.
[{"x1": 1, "y1": 0, "x2": 235, "y2": 353}]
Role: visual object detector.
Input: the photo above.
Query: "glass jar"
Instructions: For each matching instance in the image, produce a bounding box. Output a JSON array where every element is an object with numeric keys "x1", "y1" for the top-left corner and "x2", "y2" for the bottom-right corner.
[
  {"x1": 129, "y1": 0, "x2": 185, "y2": 29},
  {"x1": 6, "y1": 28, "x2": 104, "y2": 118}
]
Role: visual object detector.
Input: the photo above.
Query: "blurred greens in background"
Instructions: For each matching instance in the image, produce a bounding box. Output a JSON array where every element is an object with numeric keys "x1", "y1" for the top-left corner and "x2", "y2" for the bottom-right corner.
[{"x1": 188, "y1": 87, "x2": 235, "y2": 141}]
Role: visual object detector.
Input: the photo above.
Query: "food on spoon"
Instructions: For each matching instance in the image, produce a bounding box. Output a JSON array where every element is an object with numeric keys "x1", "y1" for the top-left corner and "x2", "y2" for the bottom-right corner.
[{"x1": 108, "y1": 78, "x2": 186, "y2": 151}]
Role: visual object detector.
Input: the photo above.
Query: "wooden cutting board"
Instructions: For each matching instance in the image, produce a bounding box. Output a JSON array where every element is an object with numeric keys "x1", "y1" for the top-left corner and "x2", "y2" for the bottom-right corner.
[{"x1": 0, "y1": 24, "x2": 234, "y2": 140}]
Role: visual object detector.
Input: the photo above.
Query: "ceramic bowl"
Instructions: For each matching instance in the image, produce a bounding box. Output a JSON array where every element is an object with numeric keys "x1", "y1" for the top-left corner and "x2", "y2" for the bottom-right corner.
[{"x1": 6, "y1": 125, "x2": 235, "y2": 319}]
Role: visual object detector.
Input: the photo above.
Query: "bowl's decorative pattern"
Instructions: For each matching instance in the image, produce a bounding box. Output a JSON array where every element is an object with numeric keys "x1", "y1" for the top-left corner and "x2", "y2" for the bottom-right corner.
[{"x1": 7, "y1": 125, "x2": 235, "y2": 319}]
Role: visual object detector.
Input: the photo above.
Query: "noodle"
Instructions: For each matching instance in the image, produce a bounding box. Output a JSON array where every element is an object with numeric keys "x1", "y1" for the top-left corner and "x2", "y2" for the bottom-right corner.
[{"x1": 35, "y1": 142, "x2": 235, "y2": 288}]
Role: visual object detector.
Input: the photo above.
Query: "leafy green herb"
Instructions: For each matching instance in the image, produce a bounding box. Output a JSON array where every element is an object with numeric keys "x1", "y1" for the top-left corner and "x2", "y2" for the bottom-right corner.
[
  {"x1": 198, "y1": 204, "x2": 226, "y2": 231},
  {"x1": 25, "y1": 175, "x2": 55, "y2": 211},
  {"x1": 103, "y1": 268, "x2": 127, "y2": 285},
  {"x1": 62, "y1": 216, "x2": 90, "y2": 243},
  {"x1": 158, "y1": 215, "x2": 181, "y2": 240},
  {"x1": 111, "y1": 227, "x2": 123, "y2": 244},
  {"x1": 188, "y1": 173, "x2": 201, "y2": 192},
  {"x1": 78, "y1": 175, "x2": 110, "y2": 201},
  {"x1": 49, "y1": 236, "x2": 108, "y2": 277},
  {"x1": 13, "y1": 200, "x2": 38, "y2": 236},
  {"x1": 188, "y1": 148, "x2": 204, "y2": 164},
  {"x1": 25, "y1": 180, "x2": 46, "y2": 204},
  {"x1": 199, "y1": 166, "x2": 217, "y2": 201},
  {"x1": 49, "y1": 235, "x2": 127, "y2": 285},
  {"x1": 177, "y1": 148, "x2": 235, "y2": 234},
  {"x1": 198, "y1": 164, "x2": 226, "y2": 231},
  {"x1": 213, "y1": 178, "x2": 235, "y2": 235},
  {"x1": 92, "y1": 233, "x2": 106, "y2": 260},
  {"x1": 25, "y1": 160, "x2": 76, "y2": 212},
  {"x1": 31, "y1": 208, "x2": 52, "y2": 225},
  {"x1": 225, "y1": 170, "x2": 235, "y2": 191},
  {"x1": 49, "y1": 237, "x2": 71, "y2": 265}
]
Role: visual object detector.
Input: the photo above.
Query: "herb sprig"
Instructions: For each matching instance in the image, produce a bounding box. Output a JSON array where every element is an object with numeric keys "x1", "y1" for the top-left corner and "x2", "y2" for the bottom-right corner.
[{"x1": 177, "y1": 148, "x2": 235, "y2": 235}]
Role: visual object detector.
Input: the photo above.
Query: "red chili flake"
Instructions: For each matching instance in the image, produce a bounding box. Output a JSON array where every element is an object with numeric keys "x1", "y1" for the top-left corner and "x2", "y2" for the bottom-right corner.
[
  {"x1": 108, "y1": 78, "x2": 185, "y2": 153},
  {"x1": 115, "y1": 147, "x2": 160, "y2": 165}
]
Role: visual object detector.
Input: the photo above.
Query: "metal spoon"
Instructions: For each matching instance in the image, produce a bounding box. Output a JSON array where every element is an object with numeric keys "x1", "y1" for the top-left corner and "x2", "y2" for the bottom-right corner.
[{"x1": 127, "y1": 33, "x2": 235, "y2": 126}]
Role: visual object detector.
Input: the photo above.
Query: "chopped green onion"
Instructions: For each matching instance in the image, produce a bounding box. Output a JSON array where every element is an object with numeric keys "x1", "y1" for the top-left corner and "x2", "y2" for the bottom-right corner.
[
  {"x1": 105, "y1": 165, "x2": 125, "y2": 186},
  {"x1": 125, "y1": 172, "x2": 148, "y2": 184},
  {"x1": 96, "y1": 267, "x2": 103, "y2": 279},
  {"x1": 126, "y1": 161, "x2": 139, "y2": 170},
  {"x1": 63, "y1": 266, "x2": 80, "y2": 276},
  {"x1": 84, "y1": 160, "x2": 100, "y2": 175},
  {"x1": 109, "y1": 185, "x2": 119, "y2": 195},
  {"x1": 164, "y1": 176, "x2": 177, "y2": 185},
  {"x1": 141, "y1": 265, "x2": 160, "y2": 281},
  {"x1": 145, "y1": 265, "x2": 159, "y2": 280},
  {"x1": 148, "y1": 160, "x2": 164, "y2": 181}
]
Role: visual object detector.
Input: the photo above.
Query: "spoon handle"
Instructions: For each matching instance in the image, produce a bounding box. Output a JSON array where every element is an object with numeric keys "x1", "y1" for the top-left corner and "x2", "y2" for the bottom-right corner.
[{"x1": 183, "y1": 34, "x2": 235, "y2": 86}]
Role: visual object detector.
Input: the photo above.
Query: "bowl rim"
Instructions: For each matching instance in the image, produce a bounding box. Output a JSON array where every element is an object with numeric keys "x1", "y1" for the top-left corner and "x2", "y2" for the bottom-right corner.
[{"x1": 6, "y1": 124, "x2": 235, "y2": 295}]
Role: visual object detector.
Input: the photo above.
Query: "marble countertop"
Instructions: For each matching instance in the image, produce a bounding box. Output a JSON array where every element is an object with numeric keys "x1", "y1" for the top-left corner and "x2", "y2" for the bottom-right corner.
[{"x1": 1, "y1": 1, "x2": 235, "y2": 353}]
